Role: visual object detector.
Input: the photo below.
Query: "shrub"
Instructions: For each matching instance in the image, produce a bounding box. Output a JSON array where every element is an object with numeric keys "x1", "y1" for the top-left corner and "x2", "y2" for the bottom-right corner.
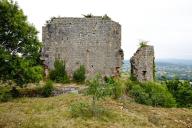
[
  {"x1": 105, "y1": 77, "x2": 125, "y2": 99},
  {"x1": 165, "y1": 79, "x2": 192, "y2": 107},
  {"x1": 10, "y1": 86, "x2": 20, "y2": 97},
  {"x1": 69, "y1": 101, "x2": 113, "y2": 119},
  {"x1": 0, "y1": 86, "x2": 12, "y2": 102},
  {"x1": 73, "y1": 65, "x2": 86, "y2": 83},
  {"x1": 165, "y1": 78, "x2": 181, "y2": 97},
  {"x1": 127, "y1": 81, "x2": 176, "y2": 107},
  {"x1": 42, "y1": 80, "x2": 54, "y2": 97},
  {"x1": 26, "y1": 66, "x2": 43, "y2": 83},
  {"x1": 6, "y1": 58, "x2": 43, "y2": 86},
  {"x1": 0, "y1": 92, "x2": 12, "y2": 102},
  {"x1": 102, "y1": 14, "x2": 111, "y2": 20},
  {"x1": 83, "y1": 13, "x2": 93, "y2": 18},
  {"x1": 86, "y1": 74, "x2": 109, "y2": 116},
  {"x1": 49, "y1": 60, "x2": 69, "y2": 83},
  {"x1": 176, "y1": 81, "x2": 192, "y2": 107},
  {"x1": 69, "y1": 101, "x2": 92, "y2": 118},
  {"x1": 139, "y1": 40, "x2": 148, "y2": 48}
]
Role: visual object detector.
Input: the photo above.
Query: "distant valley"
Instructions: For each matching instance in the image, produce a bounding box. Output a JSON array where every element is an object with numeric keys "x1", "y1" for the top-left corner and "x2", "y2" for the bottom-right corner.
[{"x1": 122, "y1": 59, "x2": 192, "y2": 81}]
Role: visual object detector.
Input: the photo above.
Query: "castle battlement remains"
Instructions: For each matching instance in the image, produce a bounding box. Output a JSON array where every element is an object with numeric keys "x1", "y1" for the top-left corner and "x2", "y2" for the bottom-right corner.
[{"x1": 42, "y1": 16, "x2": 124, "y2": 77}]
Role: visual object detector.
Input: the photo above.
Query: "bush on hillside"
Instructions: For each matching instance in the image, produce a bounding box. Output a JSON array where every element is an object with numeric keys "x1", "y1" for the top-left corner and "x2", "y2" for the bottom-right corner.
[
  {"x1": 42, "y1": 80, "x2": 54, "y2": 97},
  {"x1": 12, "y1": 59, "x2": 43, "y2": 86},
  {"x1": 49, "y1": 60, "x2": 69, "y2": 83},
  {"x1": 0, "y1": 92, "x2": 12, "y2": 102},
  {"x1": 69, "y1": 101, "x2": 92, "y2": 118},
  {"x1": 105, "y1": 77, "x2": 125, "y2": 99},
  {"x1": 127, "y1": 81, "x2": 176, "y2": 107},
  {"x1": 165, "y1": 79, "x2": 192, "y2": 107},
  {"x1": 10, "y1": 87, "x2": 20, "y2": 98},
  {"x1": 0, "y1": 86, "x2": 12, "y2": 102},
  {"x1": 73, "y1": 65, "x2": 86, "y2": 83}
]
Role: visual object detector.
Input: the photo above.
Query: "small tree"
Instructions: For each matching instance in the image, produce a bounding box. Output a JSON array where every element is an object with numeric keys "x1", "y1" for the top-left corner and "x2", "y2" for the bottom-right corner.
[
  {"x1": 73, "y1": 65, "x2": 86, "y2": 83},
  {"x1": 86, "y1": 74, "x2": 108, "y2": 116},
  {"x1": 49, "y1": 60, "x2": 69, "y2": 83}
]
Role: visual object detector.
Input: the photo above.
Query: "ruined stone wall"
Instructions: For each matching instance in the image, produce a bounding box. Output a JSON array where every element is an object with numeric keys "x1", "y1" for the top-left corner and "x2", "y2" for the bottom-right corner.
[
  {"x1": 42, "y1": 17, "x2": 123, "y2": 77},
  {"x1": 130, "y1": 45, "x2": 154, "y2": 82}
]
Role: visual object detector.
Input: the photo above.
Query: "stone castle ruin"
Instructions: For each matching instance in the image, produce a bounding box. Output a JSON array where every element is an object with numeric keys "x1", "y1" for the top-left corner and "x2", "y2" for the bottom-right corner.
[
  {"x1": 130, "y1": 45, "x2": 155, "y2": 82},
  {"x1": 42, "y1": 16, "x2": 124, "y2": 77}
]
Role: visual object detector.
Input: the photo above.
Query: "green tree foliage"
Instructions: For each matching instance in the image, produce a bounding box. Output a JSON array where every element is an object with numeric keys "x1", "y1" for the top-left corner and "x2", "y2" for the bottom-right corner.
[
  {"x1": 0, "y1": 0, "x2": 41, "y2": 60},
  {"x1": 13, "y1": 59, "x2": 43, "y2": 85},
  {"x1": 86, "y1": 74, "x2": 109, "y2": 116},
  {"x1": 73, "y1": 65, "x2": 86, "y2": 83},
  {"x1": 164, "y1": 78, "x2": 192, "y2": 107},
  {"x1": 127, "y1": 81, "x2": 176, "y2": 107},
  {"x1": 1, "y1": 56, "x2": 43, "y2": 86},
  {"x1": 49, "y1": 60, "x2": 69, "y2": 83},
  {"x1": 70, "y1": 74, "x2": 117, "y2": 118},
  {"x1": 0, "y1": 0, "x2": 43, "y2": 85}
]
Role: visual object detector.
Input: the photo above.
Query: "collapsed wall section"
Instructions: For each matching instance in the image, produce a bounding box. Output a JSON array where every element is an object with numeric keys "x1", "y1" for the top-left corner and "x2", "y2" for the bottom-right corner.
[{"x1": 130, "y1": 45, "x2": 154, "y2": 82}]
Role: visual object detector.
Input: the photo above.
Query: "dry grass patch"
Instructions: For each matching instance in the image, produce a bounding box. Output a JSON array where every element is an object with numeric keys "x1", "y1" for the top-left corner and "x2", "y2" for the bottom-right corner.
[{"x1": 0, "y1": 94, "x2": 191, "y2": 128}]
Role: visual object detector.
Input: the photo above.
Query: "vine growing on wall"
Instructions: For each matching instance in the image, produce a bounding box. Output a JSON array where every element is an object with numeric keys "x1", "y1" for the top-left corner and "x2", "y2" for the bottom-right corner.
[{"x1": 153, "y1": 57, "x2": 156, "y2": 80}]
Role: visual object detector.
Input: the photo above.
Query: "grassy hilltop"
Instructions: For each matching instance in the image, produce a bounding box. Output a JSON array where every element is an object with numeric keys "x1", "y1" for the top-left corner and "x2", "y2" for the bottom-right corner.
[{"x1": 0, "y1": 83, "x2": 192, "y2": 128}]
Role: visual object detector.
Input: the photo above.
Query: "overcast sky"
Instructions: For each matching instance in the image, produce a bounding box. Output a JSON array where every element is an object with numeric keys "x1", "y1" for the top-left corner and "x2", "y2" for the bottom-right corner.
[{"x1": 14, "y1": 0, "x2": 192, "y2": 60}]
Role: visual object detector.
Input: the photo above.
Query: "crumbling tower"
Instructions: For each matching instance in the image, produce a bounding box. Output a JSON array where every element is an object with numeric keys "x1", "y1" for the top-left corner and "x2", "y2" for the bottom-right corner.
[{"x1": 130, "y1": 45, "x2": 155, "y2": 82}]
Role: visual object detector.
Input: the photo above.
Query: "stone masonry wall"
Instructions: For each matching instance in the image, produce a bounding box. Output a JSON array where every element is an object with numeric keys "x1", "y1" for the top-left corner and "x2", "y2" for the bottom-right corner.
[
  {"x1": 130, "y1": 45, "x2": 154, "y2": 82},
  {"x1": 42, "y1": 17, "x2": 123, "y2": 78}
]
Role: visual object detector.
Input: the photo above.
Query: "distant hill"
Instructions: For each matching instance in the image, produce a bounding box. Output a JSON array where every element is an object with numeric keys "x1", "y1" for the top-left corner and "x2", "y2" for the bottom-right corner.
[
  {"x1": 122, "y1": 59, "x2": 192, "y2": 81},
  {"x1": 156, "y1": 59, "x2": 192, "y2": 66}
]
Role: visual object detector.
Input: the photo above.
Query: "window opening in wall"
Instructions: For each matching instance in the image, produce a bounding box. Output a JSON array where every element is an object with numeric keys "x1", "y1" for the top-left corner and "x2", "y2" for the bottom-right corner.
[
  {"x1": 58, "y1": 54, "x2": 60, "y2": 59},
  {"x1": 115, "y1": 67, "x2": 120, "y2": 75},
  {"x1": 45, "y1": 54, "x2": 49, "y2": 58},
  {"x1": 142, "y1": 71, "x2": 147, "y2": 80}
]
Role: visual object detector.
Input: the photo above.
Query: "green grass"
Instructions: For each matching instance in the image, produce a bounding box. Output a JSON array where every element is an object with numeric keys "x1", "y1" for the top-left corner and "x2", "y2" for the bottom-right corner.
[{"x1": 0, "y1": 93, "x2": 192, "y2": 128}]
